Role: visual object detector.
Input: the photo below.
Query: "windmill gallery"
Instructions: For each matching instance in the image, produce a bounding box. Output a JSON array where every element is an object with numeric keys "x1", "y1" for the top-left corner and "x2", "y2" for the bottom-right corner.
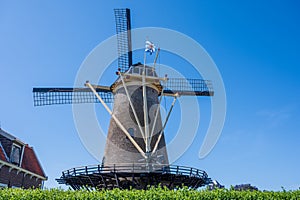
[{"x1": 33, "y1": 9, "x2": 214, "y2": 190}]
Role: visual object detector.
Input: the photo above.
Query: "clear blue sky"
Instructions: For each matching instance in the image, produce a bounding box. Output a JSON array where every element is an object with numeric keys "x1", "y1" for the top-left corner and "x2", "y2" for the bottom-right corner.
[{"x1": 1, "y1": 1, "x2": 300, "y2": 190}]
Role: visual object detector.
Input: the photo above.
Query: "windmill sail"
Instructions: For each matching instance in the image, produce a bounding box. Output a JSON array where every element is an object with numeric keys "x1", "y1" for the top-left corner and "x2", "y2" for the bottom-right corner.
[
  {"x1": 33, "y1": 77, "x2": 213, "y2": 106},
  {"x1": 114, "y1": 8, "x2": 132, "y2": 72},
  {"x1": 33, "y1": 87, "x2": 113, "y2": 106},
  {"x1": 162, "y1": 78, "x2": 214, "y2": 96}
]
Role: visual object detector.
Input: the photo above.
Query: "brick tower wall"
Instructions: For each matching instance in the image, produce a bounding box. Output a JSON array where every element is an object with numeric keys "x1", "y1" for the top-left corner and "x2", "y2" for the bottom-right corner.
[{"x1": 103, "y1": 85, "x2": 169, "y2": 166}]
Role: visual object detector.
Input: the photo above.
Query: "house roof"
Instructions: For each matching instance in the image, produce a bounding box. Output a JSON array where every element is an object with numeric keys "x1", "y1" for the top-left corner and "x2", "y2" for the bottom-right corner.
[
  {"x1": 21, "y1": 145, "x2": 46, "y2": 177},
  {"x1": 0, "y1": 128, "x2": 46, "y2": 178},
  {"x1": 0, "y1": 128, "x2": 16, "y2": 141}
]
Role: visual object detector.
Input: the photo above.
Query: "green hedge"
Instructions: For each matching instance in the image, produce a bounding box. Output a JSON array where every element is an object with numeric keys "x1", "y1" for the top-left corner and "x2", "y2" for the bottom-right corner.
[{"x1": 0, "y1": 187, "x2": 299, "y2": 200}]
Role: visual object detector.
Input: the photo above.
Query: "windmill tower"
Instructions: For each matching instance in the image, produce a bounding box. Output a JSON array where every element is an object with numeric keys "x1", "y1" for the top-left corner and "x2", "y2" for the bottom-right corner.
[
  {"x1": 33, "y1": 8, "x2": 213, "y2": 190},
  {"x1": 103, "y1": 64, "x2": 169, "y2": 167}
]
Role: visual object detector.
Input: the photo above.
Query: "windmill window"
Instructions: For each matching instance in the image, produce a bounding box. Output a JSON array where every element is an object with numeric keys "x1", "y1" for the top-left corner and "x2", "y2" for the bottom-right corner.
[
  {"x1": 10, "y1": 144, "x2": 22, "y2": 166},
  {"x1": 133, "y1": 67, "x2": 139, "y2": 74},
  {"x1": 140, "y1": 68, "x2": 144, "y2": 75},
  {"x1": 127, "y1": 128, "x2": 134, "y2": 137},
  {"x1": 147, "y1": 69, "x2": 154, "y2": 77}
]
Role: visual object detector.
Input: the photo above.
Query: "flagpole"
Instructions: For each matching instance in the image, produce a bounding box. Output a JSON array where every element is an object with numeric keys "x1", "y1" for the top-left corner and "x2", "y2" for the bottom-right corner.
[
  {"x1": 142, "y1": 50, "x2": 150, "y2": 155},
  {"x1": 143, "y1": 40, "x2": 155, "y2": 162},
  {"x1": 153, "y1": 47, "x2": 160, "y2": 69}
]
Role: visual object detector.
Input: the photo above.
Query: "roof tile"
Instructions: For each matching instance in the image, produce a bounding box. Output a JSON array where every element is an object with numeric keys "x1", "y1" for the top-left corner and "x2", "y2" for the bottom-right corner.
[{"x1": 21, "y1": 145, "x2": 46, "y2": 178}]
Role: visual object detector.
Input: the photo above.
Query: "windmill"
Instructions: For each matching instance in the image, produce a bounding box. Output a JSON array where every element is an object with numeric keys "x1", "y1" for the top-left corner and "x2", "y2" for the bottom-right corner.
[{"x1": 33, "y1": 8, "x2": 214, "y2": 190}]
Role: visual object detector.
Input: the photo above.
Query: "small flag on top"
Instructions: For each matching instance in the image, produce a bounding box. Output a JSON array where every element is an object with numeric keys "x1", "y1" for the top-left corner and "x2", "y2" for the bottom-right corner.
[{"x1": 145, "y1": 40, "x2": 155, "y2": 55}]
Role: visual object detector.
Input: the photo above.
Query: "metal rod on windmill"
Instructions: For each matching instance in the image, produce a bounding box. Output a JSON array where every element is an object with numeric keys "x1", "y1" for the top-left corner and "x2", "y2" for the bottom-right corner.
[
  {"x1": 152, "y1": 94, "x2": 178, "y2": 155},
  {"x1": 144, "y1": 40, "x2": 156, "y2": 154},
  {"x1": 118, "y1": 72, "x2": 146, "y2": 142},
  {"x1": 85, "y1": 81, "x2": 146, "y2": 159}
]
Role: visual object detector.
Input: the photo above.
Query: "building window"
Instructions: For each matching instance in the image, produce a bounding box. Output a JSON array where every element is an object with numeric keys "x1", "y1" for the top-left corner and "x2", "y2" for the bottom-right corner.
[
  {"x1": 10, "y1": 144, "x2": 22, "y2": 166},
  {"x1": 147, "y1": 69, "x2": 154, "y2": 77}
]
